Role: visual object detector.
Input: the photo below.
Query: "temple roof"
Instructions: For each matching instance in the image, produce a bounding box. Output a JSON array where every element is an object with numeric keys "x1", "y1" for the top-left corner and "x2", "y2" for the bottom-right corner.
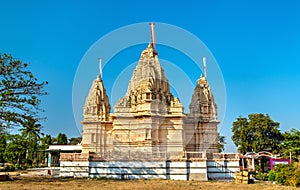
[
  {"x1": 126, "y1": 44, "x2": 170, "y2": 96},
  {"x1": 189, "y1": 76, "x2": 218, "y2": 121},
  {"x1": 83, "y1": 76, "x2": 110, "y2": 121},
  {"x1": 114, "y1": 43, "x2": 183, "y2": 112}
]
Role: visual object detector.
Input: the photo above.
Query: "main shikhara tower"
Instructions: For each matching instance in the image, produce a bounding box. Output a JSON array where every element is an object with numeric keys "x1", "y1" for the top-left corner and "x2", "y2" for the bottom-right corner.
[{"x1": 81, "y1": 23, "x2": 219, "y2": 160}]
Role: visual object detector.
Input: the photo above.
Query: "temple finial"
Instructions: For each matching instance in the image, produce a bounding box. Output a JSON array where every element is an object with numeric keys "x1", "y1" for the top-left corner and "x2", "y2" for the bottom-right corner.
[
  {"x1": 98, "y1": 58, "x2": 102, "y2": 79},
  {"x1": 203, "y1": 56, "x2": 206, "y2": 78},
  {"x1": 149, "y1": 22, "x2": 155, "y2": 48}
]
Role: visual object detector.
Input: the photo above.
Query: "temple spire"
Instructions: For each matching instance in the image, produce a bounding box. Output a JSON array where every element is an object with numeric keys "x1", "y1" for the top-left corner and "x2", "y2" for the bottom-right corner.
[
  {"x1": 203, "y1": 56, "x2": 206, "y2": 78},
  {"x1": 149, "y1": 22, "x2": 155, "y2": 48},
  {"x1": 98, "y1": 58, "x2": 102, "y2": 79}
]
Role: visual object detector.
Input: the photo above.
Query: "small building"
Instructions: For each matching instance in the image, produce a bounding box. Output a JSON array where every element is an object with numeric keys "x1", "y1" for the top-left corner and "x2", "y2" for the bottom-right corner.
[
  {"x1": 47, "y1": 145, "x2": 82, "y2": 167},
  {"x1": 239, "y1": 151, "x2": 289, "y2": 172}
]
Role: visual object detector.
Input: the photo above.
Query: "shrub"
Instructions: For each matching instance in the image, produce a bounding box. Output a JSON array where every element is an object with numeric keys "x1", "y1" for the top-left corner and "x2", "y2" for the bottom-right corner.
[
  {"x1": 14, "y1": 164, "x2": 20, "y2": 169},
  {"x1": 3, "y1": 165, "x2": 15, "y2": 171},
  {"x1": 288, "y1": 162, "x2": 300, "y2": 187},
  {"x1": 274, "y1": 163, "x2": 300, "y2": 187},
  {"x1": 268, "y1": 170, "x2": 275, "y2": 181},
  {"x1": 255, "y1": 171, "x2": 268, "y2": 181},
  {"x1": 21, "y1": 165, "x2": 28, "y2": 170}
]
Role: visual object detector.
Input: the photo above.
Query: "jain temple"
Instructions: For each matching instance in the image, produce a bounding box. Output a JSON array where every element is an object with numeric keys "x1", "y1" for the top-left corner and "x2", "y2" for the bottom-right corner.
[{"x1": 59, "y1": 23, "x2": 239, "y2": 180}]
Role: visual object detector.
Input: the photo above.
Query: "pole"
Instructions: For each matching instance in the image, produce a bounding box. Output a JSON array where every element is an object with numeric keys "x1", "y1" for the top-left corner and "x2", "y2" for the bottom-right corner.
[
  {"x1": 252, "y1": 155, "x2": 255, "y2": 171},
  {"x1": 98, "y1": 58, "x2": 102, "y2": 79},
  {"x1": 203, "y1": 56, "x2": 206, "y2": 78},
  {"x1": 149, "y1": 22, "x2": 155, "y2": 48},
  {"x1": 251, "y1": 149, "x2": 255, "y2": 171},
  {"x1": 242, "y1": 157, "x2": 244, "y2": 170}
]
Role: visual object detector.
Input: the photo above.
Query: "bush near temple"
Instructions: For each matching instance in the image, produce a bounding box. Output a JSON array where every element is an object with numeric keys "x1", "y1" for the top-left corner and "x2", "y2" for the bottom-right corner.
[{"x1": 272, "y1": 163, "x2": 300, "y2": 187}]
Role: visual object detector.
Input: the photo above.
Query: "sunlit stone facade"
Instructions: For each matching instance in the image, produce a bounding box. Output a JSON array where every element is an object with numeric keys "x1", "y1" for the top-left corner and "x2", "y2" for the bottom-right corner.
[{"x1": 81, "y1": 42, "x2": 219, "y2": 160}]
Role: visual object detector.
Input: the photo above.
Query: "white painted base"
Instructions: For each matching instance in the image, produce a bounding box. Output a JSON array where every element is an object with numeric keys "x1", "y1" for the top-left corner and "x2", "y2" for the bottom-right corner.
[{"x1": 59, "y1": 159, "x2": 239, "y2": 181}]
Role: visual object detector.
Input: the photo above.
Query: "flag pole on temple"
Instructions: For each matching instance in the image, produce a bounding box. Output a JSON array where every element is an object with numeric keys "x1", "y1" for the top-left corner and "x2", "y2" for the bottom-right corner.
[
  {"x1": 98, "y1": 58, "x2": 102, "y2": 79},
  {"x1": 150, "y1": 22, "x2": 155, "y2": 48}
]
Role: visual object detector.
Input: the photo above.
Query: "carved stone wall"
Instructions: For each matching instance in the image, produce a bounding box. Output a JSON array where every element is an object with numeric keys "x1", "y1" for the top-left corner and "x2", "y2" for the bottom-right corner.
[
  {"x1": 83, "y1": 76, "x2": 110, "y2": 121},
  {"x1": 81, "y1": 43, "x2": 219, "y2": 159},
  {"x1": 112, "y1": 44, "x2": 185, "y2": 159},
  {"x1": 81, "y1": 76, "x2": 113, "y2": 155},
  {"x1": 185, "y1": 76, "x2": 219, "y2": 153}
]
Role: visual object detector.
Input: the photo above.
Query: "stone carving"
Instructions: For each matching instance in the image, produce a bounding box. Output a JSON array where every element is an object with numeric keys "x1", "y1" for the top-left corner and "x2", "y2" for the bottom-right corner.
[
  {"x1": 189, "y1": 75, "x2": 218, "y2": 121},
  {"x1": 83, "y1": 76, "x2": 110, "y2": 121},
  {"x1": 81, "y1": 42, "x2": 219, "y2": 159}
]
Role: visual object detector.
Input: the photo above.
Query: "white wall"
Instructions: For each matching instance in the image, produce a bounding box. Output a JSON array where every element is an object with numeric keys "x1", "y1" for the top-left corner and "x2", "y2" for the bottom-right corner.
[{"x1": 60, "y1": 159, "x2": 239, "y2": 180}]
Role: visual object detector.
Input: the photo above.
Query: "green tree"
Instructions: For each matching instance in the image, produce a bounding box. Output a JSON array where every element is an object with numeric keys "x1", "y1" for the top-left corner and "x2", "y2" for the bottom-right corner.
[
  {"x1": 20, "y1": 118, "x2": 41, "y2": 165},
  {"x1": 41, "y1": 134, "x2": 52, "y2": 147},
  {"x1": 51, "y1": 137, "x2": 57, "y2": 145},
  {"x1": 0, "y1": 135, "x2": 6, "y2": 163},
  {"x1": 56, "y1": 133, "x2": 68, "y2": 145},
  {"x1": 4, "y1": 134, "x2": 27, "y2": 165},
  {"x1": 69, "y1": 137, "x2": 82, "y2": 145},
  {"x1": 0, "y1": 53, "x2": 47, "y2": 131},
  {"x1": 38, "y1": 134, "x2": 52, "y2": 165},
  {"x1": 279, "y1": 128, "x2": 300, "y2": 161},
  {"x1": 218, "y1": 133, "x2": 226, "y2": 152},
  {"x1": 231, "y1": 113, "x2": 283, "y2": 154}
]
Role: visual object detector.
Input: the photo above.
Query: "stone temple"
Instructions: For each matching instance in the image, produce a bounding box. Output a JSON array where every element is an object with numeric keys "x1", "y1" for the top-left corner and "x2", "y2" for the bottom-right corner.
[
  {"x1": 82, "y1": 43, "x2": 218, "y2": 158},
  {"x1": 59, "y1": 24, "x2": 239, "y2": 180}
]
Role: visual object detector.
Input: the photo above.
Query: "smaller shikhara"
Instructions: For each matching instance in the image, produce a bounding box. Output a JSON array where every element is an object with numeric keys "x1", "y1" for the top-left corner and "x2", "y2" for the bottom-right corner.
[{"x1": 81, "y1": 25, "x2": 219, "y2": 161}]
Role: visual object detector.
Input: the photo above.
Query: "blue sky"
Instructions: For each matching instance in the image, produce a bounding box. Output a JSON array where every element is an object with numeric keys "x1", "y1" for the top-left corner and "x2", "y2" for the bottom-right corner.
[{"x1": 0, "y1": 0, "x2": 299, "y2": 152}]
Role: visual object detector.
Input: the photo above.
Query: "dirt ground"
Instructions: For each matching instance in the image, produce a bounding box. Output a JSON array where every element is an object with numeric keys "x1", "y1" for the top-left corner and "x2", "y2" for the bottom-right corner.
[{"x1": 0, "y1": 176, "x2": 299, "y2": 190}]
